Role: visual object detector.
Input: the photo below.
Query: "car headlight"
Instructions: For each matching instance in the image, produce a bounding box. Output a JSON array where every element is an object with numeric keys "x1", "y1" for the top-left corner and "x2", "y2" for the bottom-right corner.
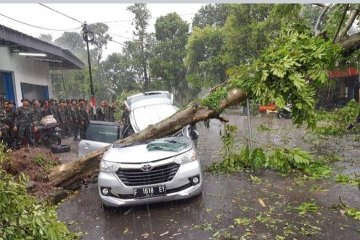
[
  {"x1": 174, "y1": 149, "x2": 197, "y2": 165},
  {"x1": 99, "y1": 160, "x2": 119, "y2": 173}
]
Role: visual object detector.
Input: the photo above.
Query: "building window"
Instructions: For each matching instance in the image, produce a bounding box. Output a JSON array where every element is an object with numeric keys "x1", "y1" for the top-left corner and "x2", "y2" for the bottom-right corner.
[
  {"x1": 0, "y1": 71, "x2": 15, "y2": 101},
  {"x1": 20, "y1": 83, "x2": 49, "y2": 101}
]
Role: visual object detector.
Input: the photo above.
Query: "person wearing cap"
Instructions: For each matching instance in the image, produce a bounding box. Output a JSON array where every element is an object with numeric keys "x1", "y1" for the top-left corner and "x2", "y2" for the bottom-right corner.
[
  {"x1": 64, "y1": 99, "x2": 72, "y2": 138},
  {"x1": 48, "y1": 98, "x2": 59, "y2": 123},
  {"x1": 78, "y1": 98, "x2": 89, "y2": 139},
  {"x1": 109, "y1": 101, "x2": 117, "y2": 122},
  {"x1": 103, "y1": 101, "x2": 110, "y2": 121},
  {"x1": 57, "y1": 99, "x2": 68, "y2": 138},
  {"x1": 15, "y1": 98, "x2": 35, "y2": 146},
  {"x1": 4, "y1": 100, "x2": 17, "y2": 147},
  {"x1": 69, "y1": 99, "x2": 80, "y2": 141},
  {"x1": 32, "y1": 99, "x2": 43, "y2": 124},
  {"x1": 0, "y1": 100, "x2": 11, "y2": 147},
  {"x1": 96, "y1": 100, "x2": 106, "y2": 121}
]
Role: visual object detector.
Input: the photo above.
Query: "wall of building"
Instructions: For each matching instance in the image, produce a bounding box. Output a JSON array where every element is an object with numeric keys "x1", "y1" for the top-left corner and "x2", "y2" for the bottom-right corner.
[{"x1": 0, "y1": 46, "x2": 52, "y2": 106}]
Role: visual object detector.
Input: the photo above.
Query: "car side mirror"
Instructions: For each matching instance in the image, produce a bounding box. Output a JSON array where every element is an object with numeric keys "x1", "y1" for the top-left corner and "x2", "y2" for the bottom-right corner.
[{"x1": 190, "y1": 130, "x2": 199, "y2": 140}]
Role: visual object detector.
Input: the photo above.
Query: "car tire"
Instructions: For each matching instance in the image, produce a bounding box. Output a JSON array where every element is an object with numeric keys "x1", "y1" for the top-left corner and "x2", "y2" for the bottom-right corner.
[{"x1": 51, "y1": 144, "x2": 71, "y2": 154}]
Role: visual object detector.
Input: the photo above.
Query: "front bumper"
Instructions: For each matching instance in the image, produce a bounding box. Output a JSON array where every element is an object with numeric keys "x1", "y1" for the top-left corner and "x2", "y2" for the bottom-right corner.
[{"x1": 98, "y1": 160, "x2": 203, "y2": 207}]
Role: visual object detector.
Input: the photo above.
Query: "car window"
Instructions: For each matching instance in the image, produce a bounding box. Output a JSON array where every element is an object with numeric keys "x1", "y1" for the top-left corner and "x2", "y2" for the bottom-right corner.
[
  {"x1": 131, "y1": 104, "x2": 177, "y2": 132},
  {"x1": 85, "y1": 124, "x2": 119, "y2": 143}
]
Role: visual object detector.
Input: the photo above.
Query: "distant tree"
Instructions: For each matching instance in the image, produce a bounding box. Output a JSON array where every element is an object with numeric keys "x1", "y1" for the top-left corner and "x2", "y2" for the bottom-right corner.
[
  {"x1": 184, "y1": 26, "x2": 227, "y2": 89},
  {"x1": 127, "y1": 3, "x2": 152, "y2": 91},
  {"x1": 87, "y1": 23, "x2": 112, "y2": 64},
  {"x1": 54, "y1": 32, "x2": 86, "y2": 60},
  {"x1": 192, "y1": 4, "x2": 231, "y2": 28},
  {"x1": 150, "y1": 13, "x2": 190, "y2": 104},
  {"x1": 101, "y1": 52, "x2": 140, "y2": 98}
]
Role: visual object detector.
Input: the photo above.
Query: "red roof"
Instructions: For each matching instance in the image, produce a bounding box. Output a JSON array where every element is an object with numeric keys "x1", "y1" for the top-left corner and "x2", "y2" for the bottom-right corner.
[{"x1": 329, "y1": 67, "x2": 359, "y2": 78}]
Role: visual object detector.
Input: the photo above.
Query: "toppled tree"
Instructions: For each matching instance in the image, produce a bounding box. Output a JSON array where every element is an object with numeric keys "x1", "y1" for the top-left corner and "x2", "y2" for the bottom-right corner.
[
  {"x1": 49, "y1": 4, "x2": 360, "y2": 189},
  {"x1": 48, "y1": 25, "x2": 339, "y2": 189}
]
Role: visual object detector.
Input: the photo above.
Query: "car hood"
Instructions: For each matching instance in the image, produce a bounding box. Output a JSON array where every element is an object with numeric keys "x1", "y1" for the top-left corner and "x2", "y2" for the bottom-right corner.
[{"x1": 102, "y1": 137, "x2": 193, "y2": 163}]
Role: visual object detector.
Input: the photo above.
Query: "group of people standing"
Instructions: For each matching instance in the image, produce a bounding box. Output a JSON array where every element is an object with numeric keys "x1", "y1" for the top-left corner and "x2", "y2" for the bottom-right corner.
[{"x1": 0, "y1": 97, "x2": 117, "y2": 149}]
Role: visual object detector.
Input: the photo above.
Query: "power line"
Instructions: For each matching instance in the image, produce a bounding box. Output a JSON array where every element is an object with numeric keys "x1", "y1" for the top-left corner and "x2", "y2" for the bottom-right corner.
[
  {"x1": 39, "y1": 3, "x2": 83, "y2": 24},
  {"x1": 0, "y1": 12, "x2": 82, "y2": 32},
  {"x1": 109, "y1": 32, "x2": 132, "y2": 40},
  {"x1": 89, "y1": 12, "x2": 197, "y2": 25},
  {"x1": 109, "y1": 38, "x2": 126, "y2": 47}
]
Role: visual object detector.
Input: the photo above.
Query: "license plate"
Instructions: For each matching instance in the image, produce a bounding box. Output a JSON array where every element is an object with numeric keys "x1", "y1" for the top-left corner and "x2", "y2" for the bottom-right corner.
[{"x1": 133, "y1": 185, "x2": 166, "y2": 199}]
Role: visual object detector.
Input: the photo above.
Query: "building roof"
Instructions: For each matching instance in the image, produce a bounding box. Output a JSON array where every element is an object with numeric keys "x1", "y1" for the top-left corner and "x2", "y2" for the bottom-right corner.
[
  {"x1": 329, "y1": 67, "x2": 359, "y2": 78},
  {"x1": 0, "y1": 24, "x2": 84, "y2": 69}
]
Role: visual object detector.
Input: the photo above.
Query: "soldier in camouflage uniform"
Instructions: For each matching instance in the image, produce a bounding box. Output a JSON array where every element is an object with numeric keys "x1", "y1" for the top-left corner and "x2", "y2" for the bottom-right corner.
[
  {"x1": 32, "y1": 99, "x2": 43, "y2": 144},
  {"x1": 57, "y1": 99, "x2": 67, "y2": 138},
  {"x1": 5, "y1": 100, "x2": 17, "y2": 147},
  {"x1": 86, "y1": 100, "x2": 95, "y2": 120},
  {"x1": 64, "y1": 99, "x2": 72, "y2": 138},
  {"x1": 33, "y1": 99, "x2": 43, "y2": 124},
  {"x1": 109, "y1": 101, "x2": 117, "y2": 122},
  {"x1": 0, "y1": 100, "x2": 11, "y2": 147},
  {"x1": 48, "y1": 98, "x2": 59, "y2": 122},
  {"x1": 15, "y1": 98, "x2": 34, "y2": 146},
  {"x1": 78, "y1": 98, "x2": 89, "y2": 139},
  {"x1": 103, "y1": 101, "x2": 110, "y2": 121},
  {"x1": 69, "y1": 99, "x2": 79, "y2": 141},
  {"x1": 96, "y1": 100, "x2": 106, "y2": 121}
]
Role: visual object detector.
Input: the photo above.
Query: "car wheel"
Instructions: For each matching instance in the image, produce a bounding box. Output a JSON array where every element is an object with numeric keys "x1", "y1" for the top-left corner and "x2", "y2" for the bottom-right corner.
[{"x1": 51, "y1": 144, "x2": 71, "y2": 154}]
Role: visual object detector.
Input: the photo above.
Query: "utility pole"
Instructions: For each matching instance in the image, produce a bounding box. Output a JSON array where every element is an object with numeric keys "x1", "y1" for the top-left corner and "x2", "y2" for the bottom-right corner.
[{"x1": 82, "y1": 22, "x2": 95, "y2": 97}]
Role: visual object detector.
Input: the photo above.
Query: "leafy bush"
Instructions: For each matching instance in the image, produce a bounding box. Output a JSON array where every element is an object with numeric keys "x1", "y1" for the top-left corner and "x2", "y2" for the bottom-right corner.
[
  {"x1": 0, "y1": 170, "x2": 80, "y2": 240},
  {"x1": 208, "y1": 124, "x2": 331, "y2": 178},
  {"x1": 314, "y1": 100, "x2": 360, "y2": 135},
  {"x1": 0, "y1": 146, "x2": 80, "y2": 240}
]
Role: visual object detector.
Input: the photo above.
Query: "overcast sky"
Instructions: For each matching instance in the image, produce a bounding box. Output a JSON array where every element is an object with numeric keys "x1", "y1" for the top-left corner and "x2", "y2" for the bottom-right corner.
[{"x1": 0, "y1": 3, "x2": 205, "y2": 57}]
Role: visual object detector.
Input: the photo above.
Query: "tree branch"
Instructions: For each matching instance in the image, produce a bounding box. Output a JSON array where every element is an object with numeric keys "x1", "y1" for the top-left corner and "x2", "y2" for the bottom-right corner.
[
  {"x1": 338, "y1": 5, "x2": 360, "y2": 40},
  {"x1": 332, "y1": 4, "x2": 349, "y2": 43},
  {"x1": 314, "y1": 4, "x2": 330, "y2": 36},
  {"x1": 338, "y1": 31, "x2": 360, "y2": 54}
]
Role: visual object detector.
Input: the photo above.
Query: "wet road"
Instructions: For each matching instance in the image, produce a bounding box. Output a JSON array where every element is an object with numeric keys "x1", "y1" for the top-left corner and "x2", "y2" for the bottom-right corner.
[{"x1": 58, "y1": 113, "x2": 360, "y2": 239}]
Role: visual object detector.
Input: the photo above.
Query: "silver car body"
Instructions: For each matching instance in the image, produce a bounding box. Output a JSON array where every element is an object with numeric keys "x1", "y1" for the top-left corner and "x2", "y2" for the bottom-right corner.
[{"x1": 98, "y1": 91, "x2": 203, "y2": 207}]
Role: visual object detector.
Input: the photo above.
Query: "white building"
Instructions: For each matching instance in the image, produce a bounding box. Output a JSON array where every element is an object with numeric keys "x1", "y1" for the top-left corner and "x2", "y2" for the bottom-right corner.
[{"x1": 0, "y1": 24, "x2": 83, "y2": 106}]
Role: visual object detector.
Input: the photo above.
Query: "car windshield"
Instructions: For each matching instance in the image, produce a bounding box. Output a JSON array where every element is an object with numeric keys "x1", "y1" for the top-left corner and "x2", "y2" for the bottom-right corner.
[
  {"x1": 85, "y1": 124, "x2": 119, "y2": 143},
  {"x1": 146, "y1": 138, "x2": 190, "y2": 152},
  {"x1": 131, "y1": 104, "x2": 177, "y2": 132}
]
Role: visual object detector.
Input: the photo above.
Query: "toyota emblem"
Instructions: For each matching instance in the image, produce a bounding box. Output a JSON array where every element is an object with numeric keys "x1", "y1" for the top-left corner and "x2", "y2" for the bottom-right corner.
[{"x1": 141, "y1": 164, "x2": 152, "y2": 172}]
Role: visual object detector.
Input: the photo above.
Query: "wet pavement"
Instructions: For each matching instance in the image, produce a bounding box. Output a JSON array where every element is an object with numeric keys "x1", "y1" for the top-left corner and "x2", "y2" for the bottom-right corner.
[{"x1": 57, "y1": 112, "x2": 360, "y2": 240}]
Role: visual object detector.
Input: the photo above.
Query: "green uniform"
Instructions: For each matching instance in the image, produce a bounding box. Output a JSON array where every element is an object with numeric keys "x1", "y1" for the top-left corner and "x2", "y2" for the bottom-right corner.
[
  {"x1": 109, "y1": 105, "x2": 116, "y2": 122},
  {"x1": 69, "y1": 106, "x2": 79, "y2": 140},
  {"x1": 96, "y1": 107, "x2": 106, "y2": 121},
  {"x1": 103, "y1": 106, "x2": 110, "y2": 121},
  {"x1": 64, "y1": 105, "x2": 72, "y2": 137},
  {"x1": 78, "y1": 106, "x2": 89, "y2": 139},
  {"x1": 48, "y1": 104, "x2": 59, "y2": 122},
  {"x1": 15, "y1": 106, "x2": 34, "y2": 145},
  {"x1": 33, "y1": 107, "x2": 43, "y2": 124},
  {"x1": 5, "y1": 109, "x2": 16, "y2": 147},
  {"x1": 0, "y1": 110, "x2": 10, "y2": 147}
]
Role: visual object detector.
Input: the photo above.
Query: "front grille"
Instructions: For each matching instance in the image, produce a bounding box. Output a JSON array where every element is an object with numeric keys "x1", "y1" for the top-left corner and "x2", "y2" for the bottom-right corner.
[{"x1": 116, "y1": 163, "x2": 180, "y2": 186}]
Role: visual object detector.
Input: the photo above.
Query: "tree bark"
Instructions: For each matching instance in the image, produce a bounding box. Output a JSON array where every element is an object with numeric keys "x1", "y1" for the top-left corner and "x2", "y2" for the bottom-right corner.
[{"x1": 48, "y1": 88, "x2": 247, "y2": 189}]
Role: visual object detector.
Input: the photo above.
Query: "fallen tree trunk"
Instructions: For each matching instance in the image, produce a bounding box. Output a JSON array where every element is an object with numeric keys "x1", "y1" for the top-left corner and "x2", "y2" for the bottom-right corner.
[{"x1": 48, "y1": 88, "x2": 247, "y2": 189}]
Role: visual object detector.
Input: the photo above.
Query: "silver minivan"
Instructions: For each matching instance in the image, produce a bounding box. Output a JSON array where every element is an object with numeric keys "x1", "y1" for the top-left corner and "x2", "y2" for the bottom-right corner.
[{"x1": 98, "y1": 91, "x2": 203, "y2": 208}]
